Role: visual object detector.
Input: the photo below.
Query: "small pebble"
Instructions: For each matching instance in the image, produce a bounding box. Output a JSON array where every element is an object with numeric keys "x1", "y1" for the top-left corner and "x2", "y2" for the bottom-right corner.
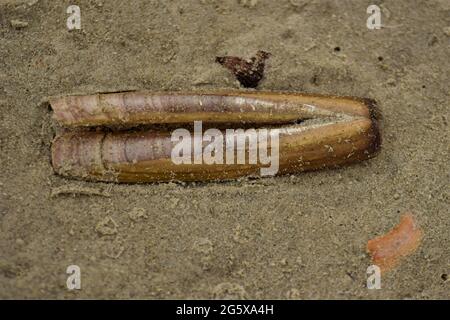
[
  {"x1": 128, "y1": 207, "x2": 147, "y2": 221},
  {"x1": 10, "y1": 20, "x2": 29, "y2": 29}
]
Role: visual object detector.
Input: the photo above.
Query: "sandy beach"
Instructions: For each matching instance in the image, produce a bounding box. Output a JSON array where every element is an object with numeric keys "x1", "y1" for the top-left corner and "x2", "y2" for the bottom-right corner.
[{"x1": 0, "y1": 0, "x2": 448, "y2": 299}]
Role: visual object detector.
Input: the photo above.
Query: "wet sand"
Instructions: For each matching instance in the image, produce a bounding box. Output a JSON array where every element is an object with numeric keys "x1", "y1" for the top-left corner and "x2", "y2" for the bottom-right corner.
[{"x1": 0, "y1": 0, "x2": 448, "y2": 299}]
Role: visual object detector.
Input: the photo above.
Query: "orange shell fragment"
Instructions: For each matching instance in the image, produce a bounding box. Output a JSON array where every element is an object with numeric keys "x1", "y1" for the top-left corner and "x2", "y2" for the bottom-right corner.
[{"x1": 367, "y1": 213, "x2": 423, "y2": 273}]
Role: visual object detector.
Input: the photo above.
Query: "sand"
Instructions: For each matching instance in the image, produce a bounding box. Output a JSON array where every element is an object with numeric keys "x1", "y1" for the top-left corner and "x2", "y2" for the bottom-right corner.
[{"x1": 0, "y1": 0, "x2": 448, "y2": 299}]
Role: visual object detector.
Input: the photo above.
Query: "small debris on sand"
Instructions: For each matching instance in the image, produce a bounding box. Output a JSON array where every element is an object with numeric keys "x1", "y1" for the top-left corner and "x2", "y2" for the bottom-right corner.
[
  {"x1": 239, "y1": 0, "x2": 258, "y2": 8},
  {"x1": 10, "y1": 19, "x2": 28, "y2": 29},
  {"x1": 216, "y1": 50, "x2": 271, "y2": 88},
  {"x1": 443, "y1": 26, "x2": 450, "y2": 37},
  {"x1": 212, "y1": 282, "x2": 248, "y2": 299},
  {"x1": 95, "y1": 216, "x2": 118, "y2": 236},
  {"x1": 367, "y1": 213, "x2": 423, "y2": 272},
  {"x1": 286, "y1": 288, "x2": 302, "y2": 299},
  {"x1": 51, "y1": 185, "x2": 111, "y2": 198},
  {"x1": 128, "y1": 207, "x2": 148, "y2": 221}
]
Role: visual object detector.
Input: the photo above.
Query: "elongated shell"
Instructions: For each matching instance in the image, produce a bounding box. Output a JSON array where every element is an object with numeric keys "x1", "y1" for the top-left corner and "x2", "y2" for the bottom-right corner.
[
  {"x1": 50, "y1": 91, "x2": 381, "y2": 182},
  {"x1": 49, "y1": 91, "x2": 375, "y2": 127}
]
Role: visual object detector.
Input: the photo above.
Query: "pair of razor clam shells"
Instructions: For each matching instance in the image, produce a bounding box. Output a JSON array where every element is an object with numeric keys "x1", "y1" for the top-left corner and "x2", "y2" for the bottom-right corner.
[{"x1": 50, "y1": 91, "x2": 381, "y2": 182}]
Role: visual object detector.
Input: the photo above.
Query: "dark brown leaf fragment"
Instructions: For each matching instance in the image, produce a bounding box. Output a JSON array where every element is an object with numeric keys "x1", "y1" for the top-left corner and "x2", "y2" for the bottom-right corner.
[{"x1": 216, "y1": 50, "x2": 271, "y2": 88}]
